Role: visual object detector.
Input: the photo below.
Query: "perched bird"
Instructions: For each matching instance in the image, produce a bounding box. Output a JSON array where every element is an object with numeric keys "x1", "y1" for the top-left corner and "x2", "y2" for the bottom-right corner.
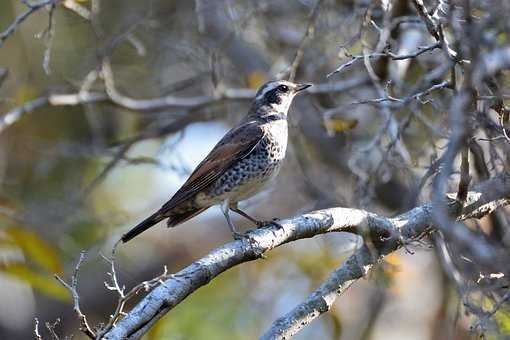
[{"x1": 121, "y1": 80, "x2": 312, "y2": 243}]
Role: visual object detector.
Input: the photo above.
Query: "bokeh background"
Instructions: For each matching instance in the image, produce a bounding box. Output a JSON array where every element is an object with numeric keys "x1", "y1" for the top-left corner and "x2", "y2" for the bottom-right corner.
[{"x1": 1, "y1": 0, "x2": 508, "y2": 339}]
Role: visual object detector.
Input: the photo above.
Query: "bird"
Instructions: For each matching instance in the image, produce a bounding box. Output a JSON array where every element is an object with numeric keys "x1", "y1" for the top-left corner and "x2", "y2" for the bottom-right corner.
[{"x1": 121, "y1": 80, "x2": 312, "y2": 243}]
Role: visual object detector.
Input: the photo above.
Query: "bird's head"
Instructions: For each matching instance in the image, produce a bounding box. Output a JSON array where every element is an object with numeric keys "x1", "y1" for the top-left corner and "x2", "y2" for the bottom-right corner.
[{"x1": 251, "y1": 80, "x2": 312, "y2": 119}]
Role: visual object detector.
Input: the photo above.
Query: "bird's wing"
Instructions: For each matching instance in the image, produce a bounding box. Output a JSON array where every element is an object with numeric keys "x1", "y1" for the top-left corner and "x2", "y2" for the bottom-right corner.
[{"x1": 160, "y1": 120, "x2": 265, "y2": 212}]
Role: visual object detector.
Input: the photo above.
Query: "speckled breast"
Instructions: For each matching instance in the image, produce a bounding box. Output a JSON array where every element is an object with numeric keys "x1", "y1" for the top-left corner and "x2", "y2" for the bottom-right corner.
[{"x1": 201, "y1": 120, "x2": 288, "y2": 204}]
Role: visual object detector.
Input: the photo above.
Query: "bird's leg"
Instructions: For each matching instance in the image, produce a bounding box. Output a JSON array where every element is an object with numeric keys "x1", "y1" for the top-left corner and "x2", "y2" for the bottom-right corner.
[
  {"x1": 230, "y1": 205, "x2": 262, "y2": 226},
  {"x1": 221, "y1": 200, "x2": 244, "y2": 240},
  {"x1": 230, "y1": 203, "x2": 283, "y2": 229}
]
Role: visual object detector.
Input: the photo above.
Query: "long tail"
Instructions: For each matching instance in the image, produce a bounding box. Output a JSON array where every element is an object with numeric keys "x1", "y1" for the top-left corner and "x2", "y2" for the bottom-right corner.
[
  {"x1": 122, "y1": 207, "x2": 209, "y2": 243},
  {"x1": 121, "y1": 211, "x2": 165, "y2": 243},
  {"x1": 166, "y1": 207, "x2": 208, "y2": 228}
]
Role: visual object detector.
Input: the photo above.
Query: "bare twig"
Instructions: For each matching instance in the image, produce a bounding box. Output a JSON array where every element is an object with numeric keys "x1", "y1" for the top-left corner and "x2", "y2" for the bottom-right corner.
[
  {"x1": 471, "y1": 290, "x2": 510, "y2": 334},
  {"x1": 262, "y1": 245, "x2": 375, "y2": 340},
  {"x1": 0, "y1": 97, "x2": 49, "y2": 134},
  {"x1": 287, "y1": 0, "x2": 324, "y2": 81},
  {"x1": 0, "y1": 92, "x2": 107, "y2": 135},
  {"x1": 82, "y1": 142, "x2": 134, "y2": 197},
  {"x1": 54, "y1": 251, "x2": 95, "y2": 339},
  {"x1": 60, "y1": 0, "x2": 145, "y2": 55},
  {"x1": 411, "y1": 0, "x2": 441, "y2": 41},
  {"x1": 95, "y1": 245, "x2": 169, "y2": 339},
  {"x1": 62, "y1": 0, "x2": 90, "y2": 20},
  {"x1": 411, "y1": 0, "x2": 457, "y2": 60},
  {"x1": 351, "y1": 80, "x2": 450, "y2": 106},
  {"x1": 1, "y1": 76, "x2": 368, "y2": 137},
  {"x1": 432, "y1": 0, "x2": 450, "y2": 25},
  {"x1": 327, "y1": 42, "x2": 441, "y2": 77},
  {"x1": 34, "y1": 318, "x2": 43, "y2": 340},
  {"x1": 0, "y1": 0, "x2": 60, "y2": 48},
  {"x1": 45, "y1": 318, "x2": 61, "y2": 340},
  {"x1": 101, "y1": 58, "x2": 253, "y2": 110},
  {"x1": 36, "y1": 1, "x2": 57, "y2": 74}
]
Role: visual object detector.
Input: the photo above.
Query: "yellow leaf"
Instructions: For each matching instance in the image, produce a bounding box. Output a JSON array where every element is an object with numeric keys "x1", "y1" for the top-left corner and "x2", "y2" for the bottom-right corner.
[
  {"x1": 385, "y1": 253, "x2": 402, "y2": 267},
  {"x1": 247, "y1": 71, "x2": 266, "y2": 89},
  {"x1": 1, "y1": 263, "x2": 70, "y2": 301},
  {"x1": 323, "y1": 117, "x2": 358, "y2": 136},
  {"x1": 4, "y1": 227, "x2": 63, "y2": 274}
]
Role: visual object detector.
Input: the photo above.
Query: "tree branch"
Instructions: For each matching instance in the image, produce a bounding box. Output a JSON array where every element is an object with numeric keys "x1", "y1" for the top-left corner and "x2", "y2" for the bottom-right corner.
[
  {"x1": 0, "y1": 76, "x2": 368, "y2": 135},
  {"x1": 287, "y1": 0, "x2": 324, "y2": 81},
  {"x1": 262, "y1": 172, "x2": 510, "y2": 339},
  {"x1": 55, "y1": 251, "x2": 95, "y2": 339},
  {"x1": 102, "y1": 206, "x2": 395, "y2": 339},
  {"x1": 99, "y1": 171, "x2": 510, "y2": 339},
  {"x1": 0, "y1": 0, "x2": 60, "y2": 48}
]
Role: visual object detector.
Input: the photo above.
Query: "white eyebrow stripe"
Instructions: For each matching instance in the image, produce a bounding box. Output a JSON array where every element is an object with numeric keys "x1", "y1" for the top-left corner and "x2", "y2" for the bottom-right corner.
[{"x1": 256, "y1": 82, "x2": 279, "y2": 99}]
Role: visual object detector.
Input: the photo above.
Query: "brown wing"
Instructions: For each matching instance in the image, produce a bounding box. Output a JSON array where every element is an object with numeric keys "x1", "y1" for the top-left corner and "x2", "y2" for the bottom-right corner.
[{"x1": 159, "y1": 120, "x2": 265, "y2": 213}]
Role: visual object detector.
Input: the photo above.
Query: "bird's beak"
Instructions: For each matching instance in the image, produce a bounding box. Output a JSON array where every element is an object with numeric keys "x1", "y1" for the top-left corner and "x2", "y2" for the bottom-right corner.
[{"x1": 295, "y1": 83, "x2": 312, "y2": 92}]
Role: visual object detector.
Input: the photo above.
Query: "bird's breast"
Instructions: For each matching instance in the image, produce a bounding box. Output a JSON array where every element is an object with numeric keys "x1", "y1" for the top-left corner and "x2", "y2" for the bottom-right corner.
[{"x1": 261, "y1": 120, "x2": 288, "y2": 158}]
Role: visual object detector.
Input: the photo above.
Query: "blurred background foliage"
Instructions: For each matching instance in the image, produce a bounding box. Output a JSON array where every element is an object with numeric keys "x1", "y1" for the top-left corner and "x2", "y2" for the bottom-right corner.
[{"x1": 1, "y1": 0, "x2": 508, "y2": 339}]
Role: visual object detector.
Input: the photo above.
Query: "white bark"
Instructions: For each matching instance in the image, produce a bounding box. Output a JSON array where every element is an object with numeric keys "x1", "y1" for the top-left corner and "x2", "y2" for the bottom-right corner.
[{"x1": 102, "y1": 172, "x2": 510, "y2": 340}]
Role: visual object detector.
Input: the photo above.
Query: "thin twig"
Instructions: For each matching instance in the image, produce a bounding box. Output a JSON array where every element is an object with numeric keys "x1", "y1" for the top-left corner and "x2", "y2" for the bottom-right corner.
[
  {"x1": 82, "y1": 142, "x2": 134, "y2": 196},
  {"x1": 55, "y1": 251, "x2": 95, "y2": 339},
  {"x1": 45, "y1": 318, "x2": 61, "y2": 340},
  {"x1": 0, "y1": 0, "x2": 60, "y2": 47},
  {"x1": 411, "y1": 0, "x2": 457, "y2": 60},
  {"x1": 287, "y1": 0, "x2": 324, "y2": 81},
  {"x1": 0, "y1": 92, "x2": 107, "y2": 135},
  {"x1": 351, "y1": 80, "x2": 450, "y2": 106},
  {"x1": 0, "y1": 77, "x2": 367, "y2": 137},
  {"x1": 96, "y1": 244, "x2": 169, "y2": 339},
  {"x1": 456, "y1": 146, "x2": 471, "y2": 205},
  {"x1": 327, "y1": 42, "x2": 441, "y2": 77},
  {"x1": 34, "y1": 318, "x2": 43, "y2": 340},
  {"x1": 471, "y1": 290, "x2": 510, "y2": 334}
]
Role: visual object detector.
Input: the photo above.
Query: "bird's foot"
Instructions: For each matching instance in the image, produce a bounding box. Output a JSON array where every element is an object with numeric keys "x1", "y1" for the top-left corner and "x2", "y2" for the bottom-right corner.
[{"x1": 256, "y1": 218, "x2": 283, "y2": 229}]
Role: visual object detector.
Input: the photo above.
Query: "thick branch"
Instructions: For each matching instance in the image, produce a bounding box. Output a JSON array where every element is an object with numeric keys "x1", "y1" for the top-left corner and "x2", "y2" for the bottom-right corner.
[
  {"x1": 102, "y1": 172, "x2": 510, "y2": 339},
  {"x1": 103, "y1": 208, "x2": 394, "y2": 339},
  {"x1": 262, "y1": 172, "x2": 510, "y2": 339}
]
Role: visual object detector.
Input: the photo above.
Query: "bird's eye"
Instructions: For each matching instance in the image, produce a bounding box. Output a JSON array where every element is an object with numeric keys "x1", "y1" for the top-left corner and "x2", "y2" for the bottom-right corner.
[{"x1": 278, "y1": 85, "x2": 289, "y2": 93}]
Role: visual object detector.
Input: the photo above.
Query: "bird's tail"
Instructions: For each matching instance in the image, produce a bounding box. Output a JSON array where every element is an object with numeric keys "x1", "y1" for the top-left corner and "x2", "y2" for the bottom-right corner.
[
  {"x1": 121, "y1": 211, "x2": 165, "y2": 243},
  {"x1": 166, "y1": 207, "x2": 208, "y2": 228},
  {"x1": 122, "y1": 207, "x2": 209, "y2": 243}
]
